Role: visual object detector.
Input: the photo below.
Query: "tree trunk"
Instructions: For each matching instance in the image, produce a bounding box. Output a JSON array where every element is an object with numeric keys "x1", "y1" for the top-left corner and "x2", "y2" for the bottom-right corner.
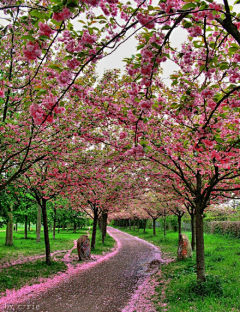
[
  {"x1": 73, "y1": 221, "x2": 77, "y2": 233},
  {"x1": 53, "y1": 208, "x2": 56, "y2": 240},
  {"x1": 15, "y1": 223, "x2": 17, "y2": 232},
  {"x1": 164, "y1": 215, "x2": 166, "y2": 237},
  {"x1": 101, "y1": 211, "x2": 108, "y2": 244},
  {"x1": 143, "y1": 219, "x2": 146, "y2": 234},
  {"x1": 153, "y1": 218, "x2": 156, "y2": 236},
  {"x1": 42, "y1": 198, "x2": 51, "y2": 265},
  {"x1": 98, "y1": 215, "x2": 103, "y2": 232},
  {"x1": 36, "y1": 205, "x2": 41, "y2": 242},
  {"x1": 91, "y1": 210, "x2": 98, "y2": 249},
  {"x1": 5, "y1": 208, "x2": 13, "y2": 246},
  {"x1": 191, "y1": 213, "x2": 196, "y2": 251},
  {"x1": 137, "y1": 219, "x2": 139, "y2": 231},
  {"x1": 28, "y1": 221, "x2": 30, "y2": 231},
  {"x1": 58, "y1": 219, "x2": 60, "y2": 233},
  {"x1": 133, "y1": 218, "x2": 135, "y2": 231},
  {"x1": 129, "y1": 219, "x2": 131, "y2": 230},
  {"x1": 195, "y1": 209, "x2": 206, "y2": 281},
  {"x1": 178, "y1": 216, "x2": 182, "y2": 236},
  {"x1": 24, "y1": 215, "x2": 28, "y2": 239}
]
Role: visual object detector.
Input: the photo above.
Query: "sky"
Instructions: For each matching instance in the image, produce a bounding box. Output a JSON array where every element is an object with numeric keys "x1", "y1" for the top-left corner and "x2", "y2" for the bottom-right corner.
[
  {"x1": 95, "y1": 0, "x2": 240, "y2": 82},
  {"x1": 0, "y1": 0, "x2": 239, "y2": 82}
]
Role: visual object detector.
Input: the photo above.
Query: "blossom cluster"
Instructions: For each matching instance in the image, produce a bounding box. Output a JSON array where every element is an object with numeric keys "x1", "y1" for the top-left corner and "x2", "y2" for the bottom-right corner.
[
  {"x1": 23, "y1": 41, "x2": 41, "y2": 60},
  {"x1": 53, "y1": 8, "x2": 72, "y2": 21}
]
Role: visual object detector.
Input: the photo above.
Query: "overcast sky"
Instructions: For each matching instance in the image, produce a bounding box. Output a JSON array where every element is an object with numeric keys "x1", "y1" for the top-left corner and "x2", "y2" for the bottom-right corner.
[
  {"x1": 0, "y1": 0, "x2": 239, "y2": 82},
  {"x1": 95, "y1": 0, "x2": 240, "y2": 81}
]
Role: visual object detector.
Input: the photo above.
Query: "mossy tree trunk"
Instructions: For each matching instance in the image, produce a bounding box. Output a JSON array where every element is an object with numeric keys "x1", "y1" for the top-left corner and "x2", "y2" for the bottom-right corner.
[
  {"x1": 5, "y1": 206, "x2": 13, "y2": 246},
  {"x1": 42, "y1": 198, "x2": 51, "y2": 265},
  {"x1": 53, "y1": 208, "x2": 56, "y2": 239},
  {"x1": 24, "y1": 215, "x2": 28, "y2": 239},
  {"x1": 36, "y1": 205, "x2": 41, "y2": 242}
]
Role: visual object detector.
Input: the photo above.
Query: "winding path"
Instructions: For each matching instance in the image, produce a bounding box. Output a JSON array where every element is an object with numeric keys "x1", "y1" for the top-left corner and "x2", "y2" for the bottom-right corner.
[{"x1": 2, "y1": 227, "x2": 163, "y2": 312}]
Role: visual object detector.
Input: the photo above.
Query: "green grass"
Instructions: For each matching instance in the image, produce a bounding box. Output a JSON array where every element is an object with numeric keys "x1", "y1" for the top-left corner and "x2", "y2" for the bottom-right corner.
[
  {"x1": 0, "y1": 260, "x2": 67, "y2": 293},
  {"x1": 0, "y1": 226, "x2": 116, "y2": 295},
  {"x1": 113, "y1": 226, "x2": 240, "y2": 312},
  {"x1": 0, "y1": 227, "x2": 88, "y2": 264}
]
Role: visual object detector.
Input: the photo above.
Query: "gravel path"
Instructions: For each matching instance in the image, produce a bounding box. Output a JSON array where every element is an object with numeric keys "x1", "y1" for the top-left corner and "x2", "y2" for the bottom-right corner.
[{"x1": 2, "y1": 227, "x2": 162, "y2": 312}]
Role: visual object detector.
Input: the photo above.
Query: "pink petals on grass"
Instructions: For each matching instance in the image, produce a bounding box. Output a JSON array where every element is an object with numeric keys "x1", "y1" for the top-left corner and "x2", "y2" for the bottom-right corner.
[{"x1": 0, "y1": 229, "x2": 121, "y2": 308}]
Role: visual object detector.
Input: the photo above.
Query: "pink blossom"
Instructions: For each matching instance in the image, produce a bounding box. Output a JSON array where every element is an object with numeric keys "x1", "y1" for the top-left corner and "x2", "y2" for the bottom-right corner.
[
  {"x1": 125, "y1": 144, "x2": 145, "y2": 157},
  {"x1": 53, "y1": 8, "x2": 71, "y2": 21},
  {"x1": 201, "y1": 88, "x2": 214, "y2": 98},
  {"x1": 57, "y1": 70, "x2": 72, "y2": 86},
  {"x1": 81, "y1": 31, "x2": 97, "y2": 45},
  {"x1": 209, "y1": 3, "x2": 223, "y2": 11},
  {"x1": 54, "y1": 106, "x2": 66, "y2": 114},
  {"x1": 139, "y1": 100, "x2": 152, "y2": 111},
  {"x1": 137, "y1": 13, "x2": 155, "y2": 29},
  {"x1": 38, "y1": 22, "x2": 54, "y2": 38},
  {"x1": 188, "y1": 26, "x2": 202, "y2": 37},
  {"x1": 0, "y1": 89, "x2": 4, "y2": 98},
  {"x1": 81, "y1": 0, "x2": 101, "y2": 6},
  {"x1": 67, "y1": 58, "x2": 80, "y2": 69},
  {"x1": 23, "y1": 41, "x2": 41, "y2": 60},
  {"x1": 120, "y1": 132, "x2": 127, "y2": 139},
  {"x1": 141, "y1": 49, "x2": 153, "y2": 59}
]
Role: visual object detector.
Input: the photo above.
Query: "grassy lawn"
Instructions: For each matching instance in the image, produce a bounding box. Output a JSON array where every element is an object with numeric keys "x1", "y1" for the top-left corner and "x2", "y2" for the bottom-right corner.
[
  {"x1": 0, "y1": 226, "x2": 115, "y2": 295},
  {"x1": 0, "y1": 227, "x2": 89, "y2": 264},
  {"x1": 113, "y1": 226, "x2": 240, "y2": 312}
]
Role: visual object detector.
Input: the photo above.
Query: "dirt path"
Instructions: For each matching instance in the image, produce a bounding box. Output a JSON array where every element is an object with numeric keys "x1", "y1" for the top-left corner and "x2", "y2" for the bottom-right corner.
[{"x1": 2, "y1": 227, "x2": 163, "y2": 312}]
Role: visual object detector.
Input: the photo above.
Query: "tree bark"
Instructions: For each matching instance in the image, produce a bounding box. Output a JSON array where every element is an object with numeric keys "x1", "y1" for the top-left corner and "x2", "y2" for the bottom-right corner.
[
  {"x1": 91, "y1": 208, "x2": 98, "y2": 249},
  {"x1": 5, "y1": 207, "x2": 13, "y2": 246},
  {"x1": 133, "y1": 218, "x2": 135, "y2": 231},
  {"x1": 73, "y1": 221, "x2": 77, "y2": 233},
  {"x1": 143, "y1": 219, "x2": 146, "y2": 234},
  {"x1": 15, "y1": 223, "x2": 17, "y2": 232},
  {"x1": 164, "y1": 215, "x2": 166, "y2": 237},
  {"x1": 191, "y1": 213, "x2": 196, "y2": 251},
  {"x1": 129, "y1": 218, "x2": 131, "y2": 230},
  {"x1": 178, "y1": 216, "x2": 182, "y2": 237},
  {"x1": 24, "y1": 215, "x2": 28, "y2": 239},
  {"x1": 53, "y1": 208, "x2": 56, "y2": 240},
  {"x1": 153, "y1": 218, "x2": 156, "y2": 236},
  {"x1": 36, "y1": 205, "x2": 41, "y2": 242},
  {"x1": 101, "y1": 211, "x2": 108, "y2": 244},
  {"x1": 42, "y1": 198, "x2": 51, "y2": 265},
  {"x1": 195, "y1": 209, "x2": 206, "y2": 281}
]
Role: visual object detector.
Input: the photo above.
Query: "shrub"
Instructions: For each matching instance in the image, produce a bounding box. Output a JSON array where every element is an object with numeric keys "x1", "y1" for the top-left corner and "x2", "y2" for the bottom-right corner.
[
  {"x1": 188, "y1": 275, "x2": 223, "y2": 297},
  {"x1": 210, "y1": 221, "x2": 240, "y2": 238}
]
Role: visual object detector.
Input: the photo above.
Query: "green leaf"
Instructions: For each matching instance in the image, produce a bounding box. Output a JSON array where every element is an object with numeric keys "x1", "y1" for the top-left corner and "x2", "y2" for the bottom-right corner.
[
  {"x1": 161, "y1": 25, "x2": 171, "y2": 30},
  {"x1": 229, "y1": 46, "x2": 239, "y2": 53},
  {"x1": 30, "y1": 10, "x2": 47, "y2": 19},
  {"x1": 234, "y1": 0, "x2": 240, "y2": 4},
  {"x1": 20, "y1": 35, "x2": 35, "y2": 41},
  {"x1": 37, "y1": 89, "x2": 47, "y2": 96},
  {"x1": 48, "y1": 64, "x2": 62, "y2": 71},
  {"x1": 215, "y1": 137, "x2": 223, "y2": 143},
  {"x1": 181, "y1": 3, "x2": 196, "y2": 10},
  {"x1": 219, "y1": 62, "x2": 229, "y2": 70},
  {"x1": 39, "y1": 35, "x2": 50, "y2": 41},
  {"x1": 51, "y1": 19, "x2": 62, "y2": 26},
  {"x1": 137, "y1": 44, "x2": 145, "y2": 50}
]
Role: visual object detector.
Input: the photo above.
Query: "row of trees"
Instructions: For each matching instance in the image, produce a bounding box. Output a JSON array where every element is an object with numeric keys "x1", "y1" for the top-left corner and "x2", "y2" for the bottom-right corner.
[{"x1": 1, "y1": 0, "x2": 240, "y2": 282}]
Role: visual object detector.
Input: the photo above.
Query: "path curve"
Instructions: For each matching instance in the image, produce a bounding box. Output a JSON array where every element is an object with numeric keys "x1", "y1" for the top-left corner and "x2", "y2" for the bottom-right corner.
[{"x1": 1, "y1": 227, "x2": 163, "y2": 312}]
